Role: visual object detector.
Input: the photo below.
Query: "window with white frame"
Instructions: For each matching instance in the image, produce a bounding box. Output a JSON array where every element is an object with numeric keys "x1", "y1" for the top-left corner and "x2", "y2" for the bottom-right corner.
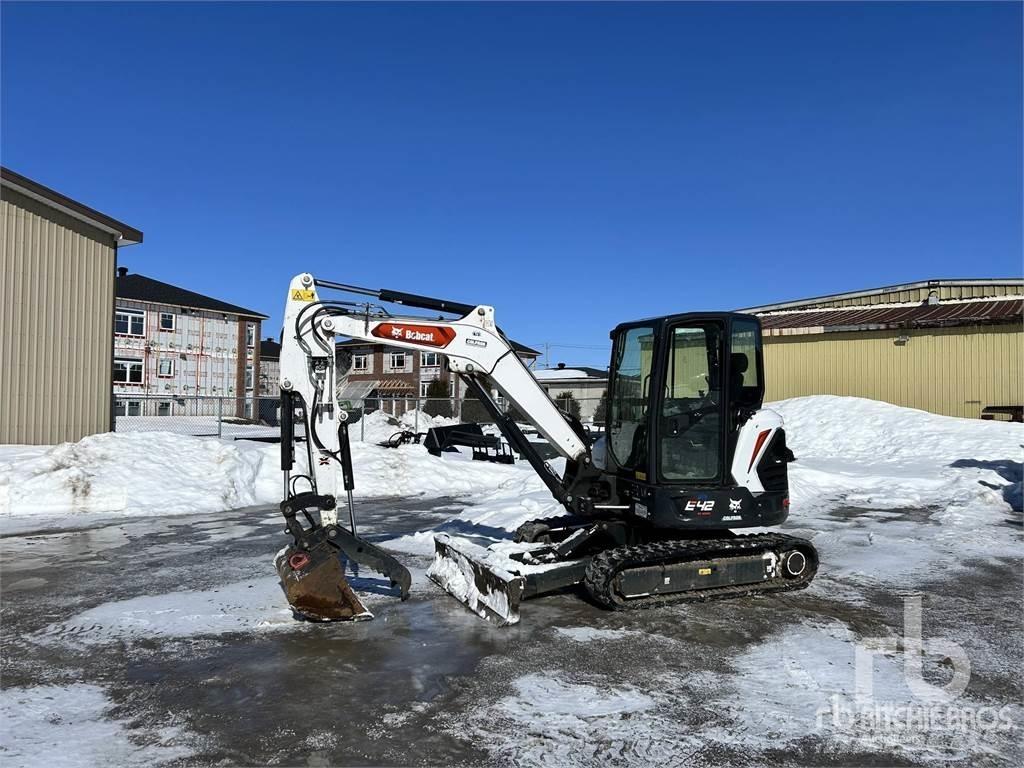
[
  {"x1": 388, "y1": 352, "x2": 406, "y2": 371},
  {"x1": 115, "y1": 309, "x2": 145, "y2": 336},
  {"x1": 157, "y1": 358, "x2": 175, "y2": 377},
  {"x1": 419, "y1": 381, "x2": 431, "y2": 397},
  {"x1": 157, "y1": 401, "x2": 171, "y2": 417},
  {"x1": 115, "y1": 400, "x2": 141, "y2": 417},
  {"x1": 246, "y1": 323, "x2": 256, "y2": 348},
  {"x1": 159, "y1": 312, "x2": 175, "y2": 331},
  {"x1": 113, "y1": 358, "x2": 144, "y2": 384},
  {"x1": 245, "y1": 364, "x2": 254, "y2": 390},
  {"x1": 352, "y1": 353, "x2": 368, "y2": 371},
  {"x1": 421, "y1": 352, "x2": 440, "y2": 368},
  {"x1": 450, "y1": 379, "x2": 457, "y2": 397}
]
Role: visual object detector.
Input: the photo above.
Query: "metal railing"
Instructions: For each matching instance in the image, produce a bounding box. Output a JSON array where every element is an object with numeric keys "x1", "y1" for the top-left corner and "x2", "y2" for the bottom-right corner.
[{"x1": 114, "y1": 393, "x2": 607, "y2": 443}]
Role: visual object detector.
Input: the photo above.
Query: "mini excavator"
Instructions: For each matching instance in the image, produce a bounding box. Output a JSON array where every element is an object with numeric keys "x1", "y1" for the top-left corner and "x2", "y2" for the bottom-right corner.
[{"x1": 275, "y1": 273, "x2": 817, "y2": 624}]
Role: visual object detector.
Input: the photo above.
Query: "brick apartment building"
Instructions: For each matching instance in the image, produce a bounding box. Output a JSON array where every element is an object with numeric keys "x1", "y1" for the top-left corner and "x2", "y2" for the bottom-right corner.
[
  {"x1": 113, "y1": 269, "x2": 267, "y2": 419},
  {"x1": 336, "y1": 339, "x2": 541, "y2": 412}
]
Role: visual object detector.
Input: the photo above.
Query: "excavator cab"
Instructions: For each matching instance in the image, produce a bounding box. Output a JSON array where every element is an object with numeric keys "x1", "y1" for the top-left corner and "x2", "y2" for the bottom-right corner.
[{"x1": 600, "y1": 313, "x2": 791, "y2": 531}]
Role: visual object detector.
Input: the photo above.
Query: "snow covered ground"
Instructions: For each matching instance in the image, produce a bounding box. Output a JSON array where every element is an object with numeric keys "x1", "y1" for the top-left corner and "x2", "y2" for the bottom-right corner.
[{"x1": 1, "y1": 396, "x2": 1021, "y2": 766}]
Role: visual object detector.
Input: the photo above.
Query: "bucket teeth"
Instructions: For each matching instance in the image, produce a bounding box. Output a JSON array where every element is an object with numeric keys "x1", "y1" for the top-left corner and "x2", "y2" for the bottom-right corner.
[
  {"x1": 275, "y1": 543, "x2": 373, "y2": 621},
  {"x1": 428, "y1": 534, "x2": 525, "y2": 626}
]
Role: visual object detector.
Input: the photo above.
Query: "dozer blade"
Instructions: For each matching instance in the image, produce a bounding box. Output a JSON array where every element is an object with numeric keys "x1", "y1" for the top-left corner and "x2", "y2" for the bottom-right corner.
[
  {"x1": 427, "y1": 534, "x2": 525, "y2": 626},
  {"x1": 275, "y1": 542, "x2": 373, "y2": 622}
]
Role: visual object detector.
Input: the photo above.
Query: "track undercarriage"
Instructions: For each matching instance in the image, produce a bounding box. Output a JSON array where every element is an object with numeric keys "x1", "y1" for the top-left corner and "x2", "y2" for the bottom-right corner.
[{"x1": 428, "y1": 515, "x2": 818, "y2": 625}]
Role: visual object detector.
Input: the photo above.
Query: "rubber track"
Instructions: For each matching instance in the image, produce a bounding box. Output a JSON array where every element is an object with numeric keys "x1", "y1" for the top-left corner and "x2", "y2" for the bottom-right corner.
[{"x1": 583, "y1": 533, "x2": 818, "y2": 610}]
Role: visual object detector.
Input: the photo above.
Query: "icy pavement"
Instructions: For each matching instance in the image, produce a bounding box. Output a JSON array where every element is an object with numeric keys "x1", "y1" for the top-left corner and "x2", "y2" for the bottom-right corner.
[{"x1": 2, "y1": 495, "x2": 1021, "y2": 767}]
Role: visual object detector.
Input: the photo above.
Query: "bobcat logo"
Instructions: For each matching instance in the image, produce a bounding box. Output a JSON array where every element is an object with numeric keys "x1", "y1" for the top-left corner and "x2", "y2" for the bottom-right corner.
[
  {"x1": 729, "y1": 498, "x2": 742, "y2": 512},
  {"x1": 391, "y1": 326, "x2": 404, "y2": 338}
]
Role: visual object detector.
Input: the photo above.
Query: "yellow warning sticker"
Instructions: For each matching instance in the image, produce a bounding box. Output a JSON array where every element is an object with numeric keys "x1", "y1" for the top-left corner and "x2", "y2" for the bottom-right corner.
[
  {"x1": 291, "y1": 289, "x2": 315, "y2": 302},
  {"x1": 698, "y1": 567, "x2": 712, "y2": 576}
]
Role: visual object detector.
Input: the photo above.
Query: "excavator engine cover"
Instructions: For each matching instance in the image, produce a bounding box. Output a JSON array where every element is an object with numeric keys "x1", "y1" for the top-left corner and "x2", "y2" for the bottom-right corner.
[{"x1": 275, "y1": 542, "x2": 372, "y2": 621}]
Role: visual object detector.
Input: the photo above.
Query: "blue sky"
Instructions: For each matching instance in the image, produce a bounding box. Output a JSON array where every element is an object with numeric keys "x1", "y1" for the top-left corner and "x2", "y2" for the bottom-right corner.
[{"x1": 3, "y1": 2, "x2": 1021, "y2": 367}]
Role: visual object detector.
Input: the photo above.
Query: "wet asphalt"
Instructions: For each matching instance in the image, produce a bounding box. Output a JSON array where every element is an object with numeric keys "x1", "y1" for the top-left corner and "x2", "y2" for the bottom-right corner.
[{"x1": 1, "y1": 497, "x2": 1021, "y2": 767}]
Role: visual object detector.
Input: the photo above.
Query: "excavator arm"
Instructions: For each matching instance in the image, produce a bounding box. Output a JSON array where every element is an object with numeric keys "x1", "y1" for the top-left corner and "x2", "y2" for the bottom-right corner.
[{"x1": 275, "y1": 272, "x2": 593, "y2": 621}]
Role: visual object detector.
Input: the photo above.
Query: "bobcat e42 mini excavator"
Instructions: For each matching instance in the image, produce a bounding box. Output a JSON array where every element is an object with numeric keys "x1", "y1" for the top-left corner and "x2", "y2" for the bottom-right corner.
[{"x1": 275, "y1": 273, "x2": 818, "y2": 625}]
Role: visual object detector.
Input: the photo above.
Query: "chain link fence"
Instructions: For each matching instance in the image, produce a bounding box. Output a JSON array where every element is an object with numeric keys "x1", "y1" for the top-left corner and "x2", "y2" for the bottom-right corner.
[{"x1": 114, "y1": 393, "x2": 607, "y2": 446}]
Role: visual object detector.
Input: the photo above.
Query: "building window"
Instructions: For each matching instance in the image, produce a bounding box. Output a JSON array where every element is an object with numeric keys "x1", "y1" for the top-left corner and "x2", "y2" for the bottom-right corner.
[
  {"x1": 157, "y1": 401, "x2": 171, "y2": 417},
  {"x1": 246, "y1": 323, "x2": 256, "y2": 348},
  {"x1": 421, "y1": 352, "x2": 440, "y2": 368},
  {"x1": 388, "y1": 352, "x2": 406, "y2": 371},
  {"x1": 419, "y1": 381, "x2": 431, "y2": 397},
  {"x1": 115, "y1": 400, "x2": 141, "y2": 417},
  {"x1": 450, "y1": 379, "x2": 457, "y2": 397},
  {"x1": 159, "y1": 312, "x2": 175, "y2": 331},
  {"x1": 157, "y1": 358, "x2": 175, "y2": 377},
  {"x1": 352, "y1": 354, "x2": 368, "y2": 371},
  {"x1": 113, "y1": 358, "x2": 144, "y2": 384},
  {"x1": 245, "y1": 364, "x2": 254, "y2": 391},
  {"x1": 115, "y1": 309, "x2": 145, "y2": 336}
]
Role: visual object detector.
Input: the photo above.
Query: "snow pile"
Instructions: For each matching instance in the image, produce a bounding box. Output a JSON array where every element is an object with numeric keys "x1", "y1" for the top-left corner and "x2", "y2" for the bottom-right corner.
[
  {"x1": 775, "y1": 396, "x2": 1022, "y2": 513},
  {"x1": 356, "y1": 408, "x2": 460, "y2": 444},
  {"x1": 0, "y1": 428, "x2": 528, "y2": 527},
  {"x1": 534, "y1": 368, "x2": 595, "y2": 380},
  {"x1": 768, "y1": 396, "x2": 1022, "y2": 588},
  {"x1": 0, "y1": 432, "x2": 280, "y2": 522}
]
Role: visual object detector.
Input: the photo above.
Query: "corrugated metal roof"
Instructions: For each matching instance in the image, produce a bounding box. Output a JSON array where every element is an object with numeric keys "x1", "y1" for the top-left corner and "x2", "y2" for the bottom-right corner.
[
  {"x1": 742, "y1": 278, "x2": 1023, "y2": 313},
  {"x1": 758, "y1": 298, "x2": 1022, "y2": 334}
]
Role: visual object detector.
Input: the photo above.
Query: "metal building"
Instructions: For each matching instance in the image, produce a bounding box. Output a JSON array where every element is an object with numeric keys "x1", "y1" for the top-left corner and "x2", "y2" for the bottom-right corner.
[
  {"x1": 1, "y1": 167, "x2": 143, "y2": 444},
  {"x1": 742, "y1": 279, "x2": 1023, "y2": 419}
]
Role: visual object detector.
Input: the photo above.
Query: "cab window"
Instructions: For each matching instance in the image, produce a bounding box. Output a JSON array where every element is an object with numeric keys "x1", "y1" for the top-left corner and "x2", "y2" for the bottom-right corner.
[
  {"x1": 729, "y1": 318, "x2": 763, "y2": 408},
  {"x1": 608, "y1": 326, "x2": 655, "y2": 470},
  {"x1": 660, "y1": 323, "x2": 722, "y2": 481}
]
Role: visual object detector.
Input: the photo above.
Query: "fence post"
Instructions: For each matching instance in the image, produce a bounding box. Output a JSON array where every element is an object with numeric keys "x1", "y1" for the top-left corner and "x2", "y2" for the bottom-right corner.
[
  {"x1": 217, "y1": 396, "x2": 223, "y2": 439},
  {"x1": 359, "y1": 398, "x2": 365, "y2": 443},
  {"x1": 414, "y1": 399, "x2": 419, "y2": 433}
]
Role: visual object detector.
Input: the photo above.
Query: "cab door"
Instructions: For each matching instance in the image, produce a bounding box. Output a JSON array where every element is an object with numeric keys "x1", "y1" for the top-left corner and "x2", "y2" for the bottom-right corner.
[
  {"x1": 606, "y1": 323, "x2": 658, "y2": 479},
  {"x1": 656, "y1": 320, "x2": 726, "y2": 485}
]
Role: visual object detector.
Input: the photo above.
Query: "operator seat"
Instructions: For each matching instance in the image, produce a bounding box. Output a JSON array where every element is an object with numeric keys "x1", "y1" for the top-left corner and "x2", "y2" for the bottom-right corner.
[{"x1": 730, "y1": 353, "x2": 748, "y2": 402}]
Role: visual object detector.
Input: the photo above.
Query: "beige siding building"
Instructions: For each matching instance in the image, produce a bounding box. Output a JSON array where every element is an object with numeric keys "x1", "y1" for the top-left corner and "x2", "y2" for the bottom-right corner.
[
  {"x1": 1, "y1": 168, "x2": 143, "y2": 444},
  {"x1": 743, "y1": 279, "x2": 1023, "y2": 419}
]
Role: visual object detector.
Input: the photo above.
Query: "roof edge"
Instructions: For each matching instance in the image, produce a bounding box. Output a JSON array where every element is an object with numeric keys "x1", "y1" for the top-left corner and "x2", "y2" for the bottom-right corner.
[
  {"x1": 741, "y1": 278, "x2": 1024, "y2": 313},
  {"x1": 1, "y1": 166, "x2": 144, "y2": 246}
]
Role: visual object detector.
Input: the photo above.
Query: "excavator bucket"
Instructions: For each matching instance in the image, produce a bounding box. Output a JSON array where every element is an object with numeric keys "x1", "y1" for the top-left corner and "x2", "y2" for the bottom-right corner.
[
  {"x1": 427, "y1": 534, "x2": 525, "y2": 626},
  {"x1": 275, "y1": 542, "x2": 373, "y2": 621}
]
